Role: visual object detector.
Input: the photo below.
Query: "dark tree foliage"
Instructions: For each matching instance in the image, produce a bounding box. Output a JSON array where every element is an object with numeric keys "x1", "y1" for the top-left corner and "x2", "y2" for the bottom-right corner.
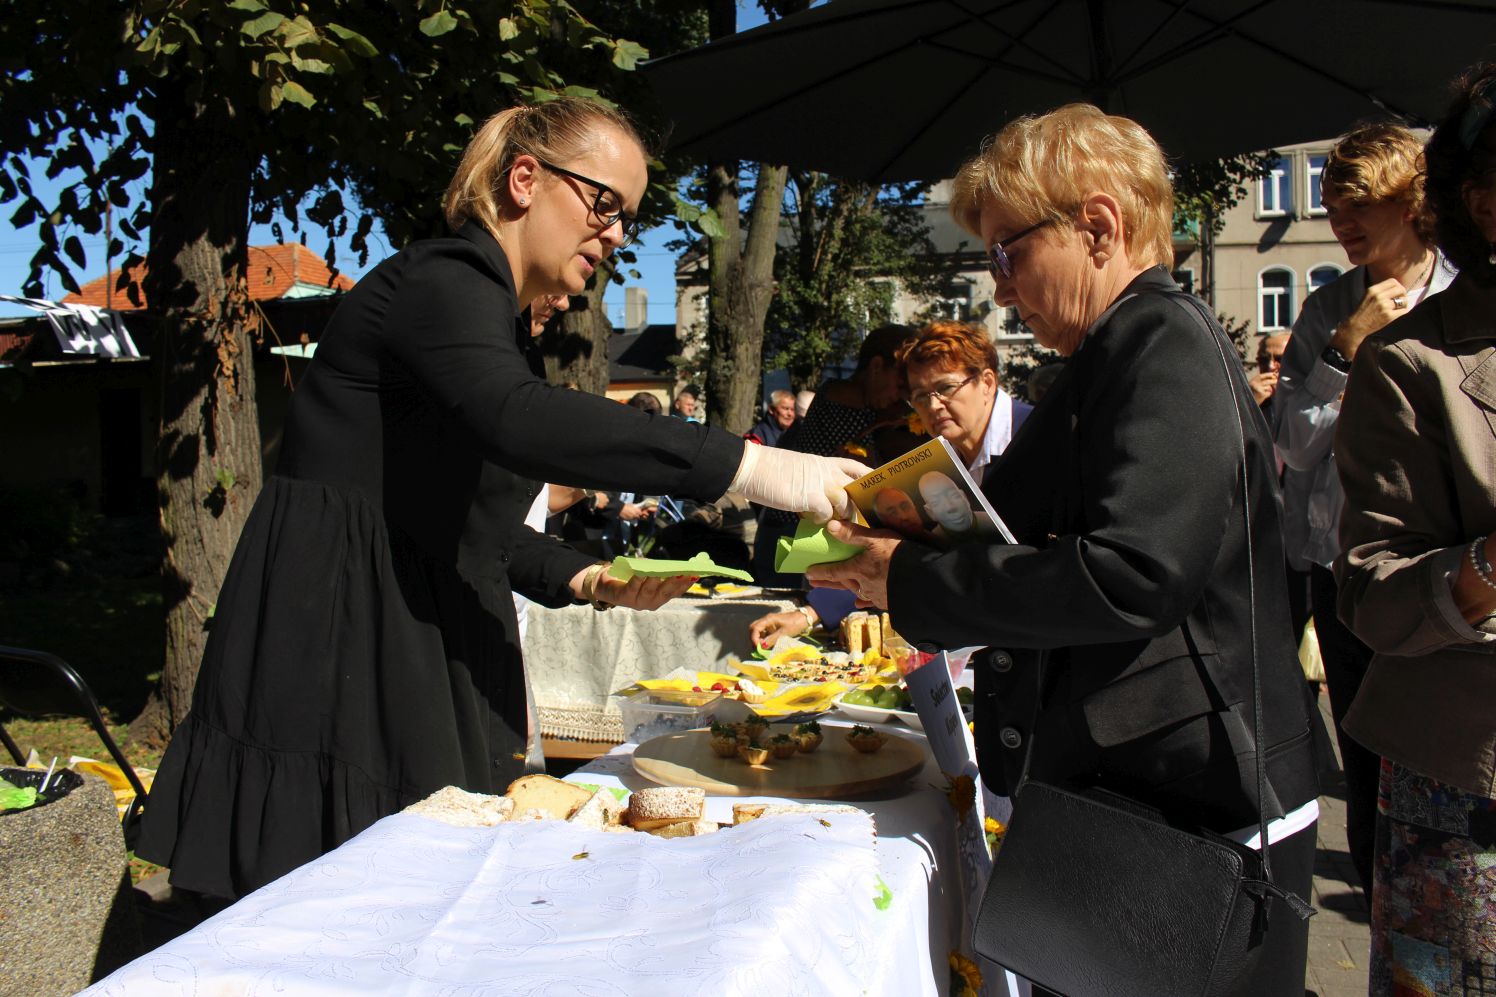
[{"x1": 0, "y1": 0, "x2": 648, "y2": 741}]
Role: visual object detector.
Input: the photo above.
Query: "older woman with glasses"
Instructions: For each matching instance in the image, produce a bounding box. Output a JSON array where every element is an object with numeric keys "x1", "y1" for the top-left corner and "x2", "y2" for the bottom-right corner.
[
  {"x1": 810, "y1": 103, "x2": 1318, "y2": 993},
  {"x1": 900, "y1": 320, "x2": 1031, "y2": 482},
  {"x1": 139, "y1": 97, "x2": 867, "y2": 903}
]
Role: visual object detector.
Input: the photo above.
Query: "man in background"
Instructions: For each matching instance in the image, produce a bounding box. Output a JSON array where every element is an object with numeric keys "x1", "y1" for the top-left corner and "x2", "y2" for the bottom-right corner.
[
  {"x1": 745, "y1": 389, "x2": 798, "y2": 447},
  {"x1": 671, "y1": 385, "x2": 702, "y2": 423},
  {"x1": 1249, "y1": 332, "x2": 1289, "y2": 418}
]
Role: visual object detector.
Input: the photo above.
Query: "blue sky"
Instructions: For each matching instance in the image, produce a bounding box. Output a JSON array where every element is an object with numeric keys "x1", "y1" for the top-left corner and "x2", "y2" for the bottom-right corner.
[
  {"x1": 0, "y1": 4, "x2": 781, "y2": 326},
  {"x1": 0, "y1": 188, "x2": 684, "y2": 328}
]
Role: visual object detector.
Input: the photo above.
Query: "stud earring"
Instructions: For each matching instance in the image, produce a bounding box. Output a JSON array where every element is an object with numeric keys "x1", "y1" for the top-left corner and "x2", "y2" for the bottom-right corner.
[
  {"x1": 519, "y1": 197, "x2": 528, "y2": 206},
  {"x1": 1488, "y1": 242, "x2": 1495, "y2": 265}
]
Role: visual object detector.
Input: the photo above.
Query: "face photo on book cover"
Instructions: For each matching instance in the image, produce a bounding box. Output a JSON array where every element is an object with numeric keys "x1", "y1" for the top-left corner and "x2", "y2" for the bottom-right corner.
[
  {"x1": 920, "y1": 471, "x2": 994, "y2": 545},
  {"x1": 871, "y1": 486, "x2": 934, "y2": 541}
]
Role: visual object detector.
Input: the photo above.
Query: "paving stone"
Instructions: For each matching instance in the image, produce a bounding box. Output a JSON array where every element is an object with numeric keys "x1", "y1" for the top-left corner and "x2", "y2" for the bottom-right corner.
[{"x1": 1304, "y1": 689, "x2": 1370, "y2": 995}]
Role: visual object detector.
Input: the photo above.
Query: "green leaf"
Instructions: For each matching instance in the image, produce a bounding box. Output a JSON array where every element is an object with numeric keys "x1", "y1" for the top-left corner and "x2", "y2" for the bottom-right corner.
[
  {"x1": 326, "y1": 23, "x2": 377, "y2": 58},
  {"x1": 279, "y1": 81, "x2": 315, "y2": 108},
  {"x1": 419, "y1": 11, "x2": 458, "y2": 36},
  {"x1": 241, "y1": 11, "x2": 285, "y2": 38},
  {"x1": 227, "y1": 0, "x2": 267, "y2": 11},
  {"x1": 290, "y1": 54, "x2": 334, "y2": 74},
  {"x1": 215, "y1": 467, "x2": 237, "y2": 491},
  {"x1": 260, "y1": 81, "x2": 282, "y2": 112},
  {"x1": 610, "y1": 39, "x2": 648, "y2": 71},
  {"x1": 135, "y1": 24, "x2": 162, "y2": 55},
  {"x1": 278, "y1": 15, "x2": 319, "y2": 49},
  {"x1": 696, "y1": 208, "x2": 726, "y2": 240},
  {"x1": 498, "y1": 16, "x2": 518, "y2": 40}
]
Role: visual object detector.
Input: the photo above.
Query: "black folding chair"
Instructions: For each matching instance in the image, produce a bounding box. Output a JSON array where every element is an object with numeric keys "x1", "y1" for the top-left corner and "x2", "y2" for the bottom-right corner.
[{"x1": 0, "y1": 644, "x2": 149, "y2": 845}]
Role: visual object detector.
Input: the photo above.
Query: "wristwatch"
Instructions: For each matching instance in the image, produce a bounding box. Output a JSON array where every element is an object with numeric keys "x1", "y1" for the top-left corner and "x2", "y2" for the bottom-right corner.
[{"x1": 1320, "y1": 344, "x2": 1352, "y2": 373}]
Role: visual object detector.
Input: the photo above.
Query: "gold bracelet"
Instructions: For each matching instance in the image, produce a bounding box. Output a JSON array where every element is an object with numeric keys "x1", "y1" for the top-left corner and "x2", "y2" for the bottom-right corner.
[{"x1": 582, "y1": 563, "x2": 613, "y2": 611}]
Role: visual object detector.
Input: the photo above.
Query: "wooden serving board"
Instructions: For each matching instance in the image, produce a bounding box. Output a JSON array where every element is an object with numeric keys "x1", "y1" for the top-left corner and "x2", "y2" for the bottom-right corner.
[{"x1": 632, "y1": 727, "x2": 925, "y2": 798}]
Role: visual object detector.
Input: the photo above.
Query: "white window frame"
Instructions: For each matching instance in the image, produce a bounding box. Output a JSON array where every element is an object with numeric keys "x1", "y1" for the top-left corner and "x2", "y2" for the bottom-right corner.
[
  {"x1": 1305, "y1": 154, "x2": 1328, "y2": 216},
  {"x1": 1257, "y1": 157, "x2": 1291, "y2": 217},
  {"x1": 994, "y1": 305, "x2": 1034, "y2": 343},
  {"x1": 1258, "y1": 267, "x2": 1295, "y2": 331},
  {"x1": 1307, "y1": 262, "x2": 1344, "y2": 293}
]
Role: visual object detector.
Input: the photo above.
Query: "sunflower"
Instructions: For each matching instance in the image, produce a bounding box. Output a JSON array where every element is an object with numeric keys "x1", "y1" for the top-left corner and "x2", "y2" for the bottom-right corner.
[
  {"x1": 941, "y1": 772, "x2": 975, "y2": 821},
  {"x1": 985, "y1": 815, "x2": 1007, "y2": 854},
  {"x1": 949, "y1": 950, "x2": 983, "y2": 996}
]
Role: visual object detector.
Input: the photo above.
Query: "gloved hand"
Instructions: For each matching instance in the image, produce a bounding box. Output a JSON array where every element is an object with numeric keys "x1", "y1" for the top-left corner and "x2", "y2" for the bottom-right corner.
[{"x1": 729, "y1": 442, "x2": 871, "y2": 522}]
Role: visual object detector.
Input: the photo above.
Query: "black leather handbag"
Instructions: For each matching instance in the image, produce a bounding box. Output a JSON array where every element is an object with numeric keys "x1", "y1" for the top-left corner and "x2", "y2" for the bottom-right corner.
[
  {"x1": 971, "y1": 291, "x2": 1314, "y2": 996},
  {"x1": 973, "y1": 773, "x2": 1311, "y2": 996}
]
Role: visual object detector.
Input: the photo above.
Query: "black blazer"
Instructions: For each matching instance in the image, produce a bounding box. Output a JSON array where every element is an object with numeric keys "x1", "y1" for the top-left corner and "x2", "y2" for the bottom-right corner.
[{"x1": 889, "y1": 268, "x2": 1317, "y2": 832}]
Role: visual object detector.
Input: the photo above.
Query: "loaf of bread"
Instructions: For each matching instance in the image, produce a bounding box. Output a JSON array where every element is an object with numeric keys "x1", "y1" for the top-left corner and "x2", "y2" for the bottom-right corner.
[
  {"x1": 626, "y1": 786, "x2": 706, "y2": 830},
  {"x1": 403, "y1": 786, "x2": 515, "y2": 827},
  {"x1": 504, "y1": 774, "x2": 595, "y2": 820}
]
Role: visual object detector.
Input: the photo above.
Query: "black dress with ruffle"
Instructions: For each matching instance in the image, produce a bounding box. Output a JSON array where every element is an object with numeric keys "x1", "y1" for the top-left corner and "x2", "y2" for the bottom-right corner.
[{"x1": 138, "y1": 224, "x2": 741, "y2": 898}]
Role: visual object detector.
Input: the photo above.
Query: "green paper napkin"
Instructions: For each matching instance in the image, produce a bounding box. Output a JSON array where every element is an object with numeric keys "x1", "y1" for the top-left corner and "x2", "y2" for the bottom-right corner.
[
  {"x1": 773, "y1": 518, "x2": 864, "y2": 574},
  {"x1": 0, "y1": 776, "x2": 37, "y2": 812},
  {"x1": 608, "y1": 552, "x2": 754, "y2": 583}
]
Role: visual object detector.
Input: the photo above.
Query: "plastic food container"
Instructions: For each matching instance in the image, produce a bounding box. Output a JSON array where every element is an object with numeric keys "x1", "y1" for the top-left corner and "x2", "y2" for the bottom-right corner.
[{"x1": 615, "y1": 689, "x2": 723, "y2": 744}]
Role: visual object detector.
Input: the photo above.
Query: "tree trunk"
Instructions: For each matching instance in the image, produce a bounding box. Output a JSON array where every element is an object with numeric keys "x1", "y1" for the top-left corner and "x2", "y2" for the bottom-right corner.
[
  {"x1": 129, "y1": 91, "x2": 261, "y2": 747},
  {"x1": 699, "y1": 0, "x2": 788, "y2": 435},
  {"x1": 539, "y1": 268, "x2": 612, "y2": 393},
  {"x1": 704, "y1": 161, "x2": 786, "y2": 435}
]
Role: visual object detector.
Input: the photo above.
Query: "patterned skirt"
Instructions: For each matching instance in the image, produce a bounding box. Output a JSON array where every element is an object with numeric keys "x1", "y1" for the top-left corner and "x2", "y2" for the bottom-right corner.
[{"x1": 1370, "y1": 758, "x2": 1496, "y2": 995}]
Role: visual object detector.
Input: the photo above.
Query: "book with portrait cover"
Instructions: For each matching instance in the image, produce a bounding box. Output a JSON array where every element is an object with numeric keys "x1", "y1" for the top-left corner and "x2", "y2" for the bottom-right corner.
[{"x1": 845, "y1": 436, "x2": 1015, "y2": 548}]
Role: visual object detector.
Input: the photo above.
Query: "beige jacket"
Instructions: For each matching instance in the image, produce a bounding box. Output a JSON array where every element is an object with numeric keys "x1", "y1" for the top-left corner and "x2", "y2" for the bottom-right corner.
[{"x1": 1335, "y1": 271, "x2": 1496, "y2": 797}]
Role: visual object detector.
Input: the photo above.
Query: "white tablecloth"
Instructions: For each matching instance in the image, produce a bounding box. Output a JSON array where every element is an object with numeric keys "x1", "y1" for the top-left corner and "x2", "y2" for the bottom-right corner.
[
  {"x1": 525, "y1": 591, "x2": 796, "y2": 741},
  {"x1": 81, "y1": 725, "x2": 1024, "y2": 997}
]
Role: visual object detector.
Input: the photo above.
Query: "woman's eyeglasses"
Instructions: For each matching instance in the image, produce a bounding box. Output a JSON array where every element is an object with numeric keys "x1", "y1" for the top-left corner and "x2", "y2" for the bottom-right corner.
[
  {"x1": 987, "y1": 219, "x2": 1051, "y2": 281},
  {"x1": 906, "y1": 374, "x2": 976, "y2": 410},
  {"x1": 536, "y1": 159, "x2": 642, "y2": 246}
]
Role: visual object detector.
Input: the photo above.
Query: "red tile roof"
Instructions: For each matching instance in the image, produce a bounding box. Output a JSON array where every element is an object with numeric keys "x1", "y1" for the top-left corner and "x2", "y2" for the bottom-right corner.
[{"x1": 63, "y1": 243, "x2": 355, "y2": 310}]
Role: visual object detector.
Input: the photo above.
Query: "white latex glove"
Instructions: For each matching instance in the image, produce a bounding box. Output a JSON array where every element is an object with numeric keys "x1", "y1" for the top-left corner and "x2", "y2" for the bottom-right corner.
[{"x1": 729, "y1": 442, "x2": 871, "y2": 522}]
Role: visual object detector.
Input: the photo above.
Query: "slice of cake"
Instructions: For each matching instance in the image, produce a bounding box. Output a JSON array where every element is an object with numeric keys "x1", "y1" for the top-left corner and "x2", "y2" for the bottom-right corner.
[{"x1": 626, "y1": 786, "x2": 706, "y2": 831}]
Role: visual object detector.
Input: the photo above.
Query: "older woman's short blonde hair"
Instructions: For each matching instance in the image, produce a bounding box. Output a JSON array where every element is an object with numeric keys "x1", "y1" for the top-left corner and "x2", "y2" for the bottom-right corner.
[
  {"x1": 1322, "y1": 123, "x2": 1433, "y2": 243},
  {"x1": 444, "y1": 97, "x2": 644, "y2": 235},
  {"x1": 950, "y1": 103, "x2": 1175, "y2": 269}
]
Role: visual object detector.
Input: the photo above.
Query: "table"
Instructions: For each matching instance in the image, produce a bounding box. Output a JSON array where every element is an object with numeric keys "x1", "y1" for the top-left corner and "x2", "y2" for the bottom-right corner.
[
  {"x1": 79, "y1": 724, "x2": 1029, "y2": 997},
  {"x1": 524, "y1": 589, "x2": 796, "y2": 742}
]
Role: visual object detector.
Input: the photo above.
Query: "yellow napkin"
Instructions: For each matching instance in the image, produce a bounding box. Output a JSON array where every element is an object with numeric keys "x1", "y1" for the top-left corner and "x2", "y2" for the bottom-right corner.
[
  {"x1": 629, "y1": 672, "x2": 784, "y2": 696},
  {"x1": 757, "y1": 681, "x2": 849, "y2": 716},
  {"x1": 67, "y1": 756, "x2": 155, "y2": 818},
  {"x1": 621, "y1": 672, "x2": 847, "y2": 717}
]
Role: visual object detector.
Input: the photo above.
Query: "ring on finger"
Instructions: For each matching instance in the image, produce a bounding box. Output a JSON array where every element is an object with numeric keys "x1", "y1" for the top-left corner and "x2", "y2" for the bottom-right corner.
[{"x1": 1392, "y1": 295, "x2": 1408, "y2": 309}]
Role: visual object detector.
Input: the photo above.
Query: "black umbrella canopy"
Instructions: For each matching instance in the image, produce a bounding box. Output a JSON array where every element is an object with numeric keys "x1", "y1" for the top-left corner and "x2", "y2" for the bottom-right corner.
[{"x1": 645, "y1": 0, "x2": 1496, "y2": 181}]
